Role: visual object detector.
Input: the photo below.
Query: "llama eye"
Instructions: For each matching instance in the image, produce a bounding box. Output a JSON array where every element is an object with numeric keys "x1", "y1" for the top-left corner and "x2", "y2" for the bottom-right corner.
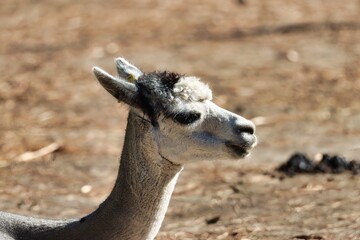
[{"x1": 172, "y1": 111, "x2": 201, "y2": 125}]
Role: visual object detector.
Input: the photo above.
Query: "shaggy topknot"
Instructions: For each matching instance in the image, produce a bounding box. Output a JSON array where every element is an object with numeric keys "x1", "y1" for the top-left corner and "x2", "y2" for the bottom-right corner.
[{"x1": 135, "y1": 71, "x2": 212, "y2": 126}]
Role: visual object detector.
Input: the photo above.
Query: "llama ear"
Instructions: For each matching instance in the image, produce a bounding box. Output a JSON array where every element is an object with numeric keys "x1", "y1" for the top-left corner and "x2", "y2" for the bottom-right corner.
[
  {"x1": 115, "y1": 57, "x2": 143, "y2": 82},
  {"x1": 93, "y1": 66, "x2": 140, "y2": 107}
]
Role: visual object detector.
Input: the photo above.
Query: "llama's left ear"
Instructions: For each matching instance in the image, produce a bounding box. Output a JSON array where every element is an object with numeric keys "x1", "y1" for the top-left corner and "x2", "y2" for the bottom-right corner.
[
  {"x1": 115, "y1": 57, "x2": 143, "y2": 82},
  {"x1": 93, "y1": 67, "x2": 141, "y2": 108}
]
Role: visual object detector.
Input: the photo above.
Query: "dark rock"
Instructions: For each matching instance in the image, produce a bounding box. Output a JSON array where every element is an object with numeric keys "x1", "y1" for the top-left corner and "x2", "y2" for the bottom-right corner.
[
  {"x1": 348, "y1": 160, "x2": 360, "y2": 174},
  {"x1": 316, "y1": 154, "x2": 349, "y2": 173},
  {"x1": 277, "y1": 152, "x2": 360, "y2": 176},
  {"x1": 277, "y1": 153, "x2": 315, "y2": 175}
]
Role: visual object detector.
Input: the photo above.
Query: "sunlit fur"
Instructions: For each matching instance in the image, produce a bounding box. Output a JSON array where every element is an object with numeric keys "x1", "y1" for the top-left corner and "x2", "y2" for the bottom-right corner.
[
  {"x1": 0, "y1": 58, "x2": 256, "y2": 240},
  {"x1": 131, "y1": 70, "x2": 256, "y2": 164}
]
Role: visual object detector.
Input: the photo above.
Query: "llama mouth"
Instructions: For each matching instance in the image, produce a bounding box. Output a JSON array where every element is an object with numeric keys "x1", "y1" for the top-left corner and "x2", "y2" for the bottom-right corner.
[{"x1": 225, "y1": 142, "x2": 250, "y2": 157}]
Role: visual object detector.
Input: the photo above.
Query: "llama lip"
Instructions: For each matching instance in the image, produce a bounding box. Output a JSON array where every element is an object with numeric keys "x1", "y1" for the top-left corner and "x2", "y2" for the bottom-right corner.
[{"x1": 225, "y1": 142, "x2": 249, "y2": 157}]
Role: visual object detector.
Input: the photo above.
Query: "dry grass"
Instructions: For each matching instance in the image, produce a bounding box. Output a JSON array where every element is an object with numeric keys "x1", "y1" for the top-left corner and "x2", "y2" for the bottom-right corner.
[{"x1": 1, "y1": 0, "x2": 360, "y2": 239}]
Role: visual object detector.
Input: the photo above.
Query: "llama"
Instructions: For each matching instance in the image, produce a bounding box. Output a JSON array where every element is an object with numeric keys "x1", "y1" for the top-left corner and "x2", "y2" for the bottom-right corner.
[{"x1": 0, "y1": 57, "x2": 257, "y2": 240}]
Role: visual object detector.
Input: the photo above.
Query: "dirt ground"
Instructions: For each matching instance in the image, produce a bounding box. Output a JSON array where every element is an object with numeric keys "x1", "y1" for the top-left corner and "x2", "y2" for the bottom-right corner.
[{"x1": 1, "y1": 0, "x2": 360, "y2": 239}]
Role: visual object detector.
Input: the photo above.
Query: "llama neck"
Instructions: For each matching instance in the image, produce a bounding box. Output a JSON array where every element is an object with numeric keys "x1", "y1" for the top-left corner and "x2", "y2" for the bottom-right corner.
[
  {"x1": 103, "y1": 110, "x2": 183, "y2": 239},
  {"x1": 28, "y1": 110, "x2": 183, "y2": 240}
]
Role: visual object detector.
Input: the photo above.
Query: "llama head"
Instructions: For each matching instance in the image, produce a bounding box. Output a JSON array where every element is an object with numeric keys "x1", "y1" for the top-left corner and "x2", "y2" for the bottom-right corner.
[{"x1": 93, "y1": 57, "x2": 257, "y2": 164}]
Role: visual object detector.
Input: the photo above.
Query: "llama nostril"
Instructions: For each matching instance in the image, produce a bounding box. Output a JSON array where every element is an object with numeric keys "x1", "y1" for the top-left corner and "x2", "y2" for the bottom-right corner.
[{"x1": 235, "y1": 123, "x2": 255, "y2": 135}]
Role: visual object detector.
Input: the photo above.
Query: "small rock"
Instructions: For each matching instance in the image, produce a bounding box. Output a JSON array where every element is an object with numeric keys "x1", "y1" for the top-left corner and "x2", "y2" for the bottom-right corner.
[
  {"x1": 206, "y1": 216, "x2": 220, "y2": 225},
  {"x1": 286, "y1": 50, "x2": 300, "y2": 62},
  {"x1": 80, "y1": 185, "x2": 93, "y2": 194},
  {"x1": 293, "y1": 234, "x2": 324, "y2": 240}
]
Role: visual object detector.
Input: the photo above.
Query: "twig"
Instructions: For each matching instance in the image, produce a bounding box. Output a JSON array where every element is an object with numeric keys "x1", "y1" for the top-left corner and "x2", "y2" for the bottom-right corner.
[
  {"x1": 348, "y1": 146, "x2": 360, "y2": 151},
  {"x1": 17, "y1": 143, "x2": 61, "y2": 162},
  {"x1": 250, "y1": 116, "x2": 275, "y2": 126}
]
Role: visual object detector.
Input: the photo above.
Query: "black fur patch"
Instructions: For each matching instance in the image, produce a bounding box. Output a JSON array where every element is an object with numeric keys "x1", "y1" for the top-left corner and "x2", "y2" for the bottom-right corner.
[
  {"x1": 136, "y1": 71, "x2": 182, "y2": 95},
  {"x1": 136, "y1": 71, "x2": 182, "y2": 126},
  {"x1": 158, "y1": 71, "x2": 182, "y2": 89}
]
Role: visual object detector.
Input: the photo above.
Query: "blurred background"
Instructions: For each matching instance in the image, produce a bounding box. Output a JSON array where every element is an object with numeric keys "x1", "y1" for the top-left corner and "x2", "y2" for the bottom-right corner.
[{"x1": 1, "y1": 0, "x2": 359, "y2": 239}]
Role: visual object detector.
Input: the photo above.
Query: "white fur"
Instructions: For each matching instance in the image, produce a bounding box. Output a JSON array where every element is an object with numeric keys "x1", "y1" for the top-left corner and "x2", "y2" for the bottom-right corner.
[{"x1": 173, "y1": 76, "x2": 212, "y2": 102}]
